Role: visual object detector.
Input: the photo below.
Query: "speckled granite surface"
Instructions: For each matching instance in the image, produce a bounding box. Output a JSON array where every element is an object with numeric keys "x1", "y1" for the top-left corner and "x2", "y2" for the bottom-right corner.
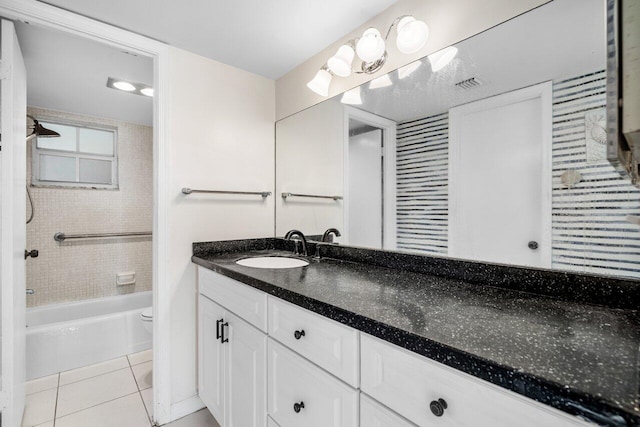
[{"x1": 192, "y1": 238, "x2": 640, "y2": 426}]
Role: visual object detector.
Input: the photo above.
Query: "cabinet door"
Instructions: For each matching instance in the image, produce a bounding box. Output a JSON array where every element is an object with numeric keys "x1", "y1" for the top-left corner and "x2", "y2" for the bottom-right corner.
[
  {"x1": 268, "y1": 339, "x2": 358, "y2": 427},
  {"x1": 199, "y1": 296, "x2": 226, "y2": 425},
  {"x1": 226, "y1": 312, "x2": 267, "y2": 427},
  {"x1": 360, "y1": 393, "x2": 417, "y2": 427}
]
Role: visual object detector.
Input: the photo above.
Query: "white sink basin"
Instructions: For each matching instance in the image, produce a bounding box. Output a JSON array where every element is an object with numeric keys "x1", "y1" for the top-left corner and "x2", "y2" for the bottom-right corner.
[{"x1": 236, "y1": 256, "x2": 309, "y2": 269}]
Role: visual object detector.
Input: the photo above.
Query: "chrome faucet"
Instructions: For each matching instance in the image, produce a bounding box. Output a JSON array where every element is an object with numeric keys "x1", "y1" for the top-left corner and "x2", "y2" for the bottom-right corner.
[
  {"x1": 322, "y1": 228, "x2": 341, "y2": 243},
  {"x1": 285, "y1": 229, "x2": 308, "y2": 256}
]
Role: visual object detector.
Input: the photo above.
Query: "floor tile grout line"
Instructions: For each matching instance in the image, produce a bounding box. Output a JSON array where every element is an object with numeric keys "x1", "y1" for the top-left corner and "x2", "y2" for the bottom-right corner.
[
  {"x1": 53, "y1": 391, "x2": 143, "y2": 422},
  {"x1": 52, "y1": 373, "x2": 60, "y2": 426},
  {"x1": 57, "y1": 365, "x2": 134, "y2": 390}
]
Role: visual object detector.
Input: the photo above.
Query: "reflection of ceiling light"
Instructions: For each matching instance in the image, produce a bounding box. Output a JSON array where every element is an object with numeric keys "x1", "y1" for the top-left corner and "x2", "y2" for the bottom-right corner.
[
  {"x1": 369, "y1": 74, "x2": 393, "y2": 89},
  {"x1": 341, "y1": 87, "x2": 362, "y2": 105},
  {"x1": 306, "y1": 69, "x2": 333, "y2": 97},
  {"x1": 397, "y1": 60, "x2": 422, "y2": 79},
  {"x1": 113, "y1": 81, "x2": 135, "y2": 91},
  {"x1": 328, "y1": 44, "x2": 355, "y2": 77},
  {"x1": 428, "y1": 46, "x2": 458, "y2": 72},
  {"x1": 307, "y1": 14, "x2": 429, "y2": 96},
  {"x1": 107, "y1": 77, "x2": 154, "y2": 97}
]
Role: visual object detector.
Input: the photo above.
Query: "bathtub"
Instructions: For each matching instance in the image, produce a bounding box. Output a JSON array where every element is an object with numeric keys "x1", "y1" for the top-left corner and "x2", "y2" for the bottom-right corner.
[{"x1": 26, "y1": 291, "x2": 152, "y2": 380}]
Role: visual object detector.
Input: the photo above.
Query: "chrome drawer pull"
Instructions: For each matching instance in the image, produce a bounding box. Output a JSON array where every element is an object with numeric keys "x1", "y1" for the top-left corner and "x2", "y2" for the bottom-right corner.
[
  {"x1": 293, "y1": 401, "x2": 305, "y2": 413},
  {"x1": 294, "y1": 329, "x2": 306, "y2": 340}
]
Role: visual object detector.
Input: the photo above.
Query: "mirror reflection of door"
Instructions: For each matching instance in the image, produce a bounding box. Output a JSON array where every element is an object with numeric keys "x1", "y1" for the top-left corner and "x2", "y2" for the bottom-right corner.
[
  {"x1": 348, "y1": 125, "x2": 383, "y2": 248},
  {"x1": 449, "y1": 83, "x2": 552, "y2": 268}
]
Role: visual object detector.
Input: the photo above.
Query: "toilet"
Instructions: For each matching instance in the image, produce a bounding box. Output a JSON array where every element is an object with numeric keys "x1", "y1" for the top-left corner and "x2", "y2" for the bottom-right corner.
[{"x1": 141, "y1": 307, "x2": 152, "y2": 333}]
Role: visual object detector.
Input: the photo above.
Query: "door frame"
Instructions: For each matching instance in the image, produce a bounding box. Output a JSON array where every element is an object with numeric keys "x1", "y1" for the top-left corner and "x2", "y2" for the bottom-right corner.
[
  {"x1": 0, "y1": 1, "x2": 173, "y2": 423},
  {"x1": 343, "y1": 106, "x2": 397, "y2": 250},
  {"x1": 448, "y1": 81, "x2": 553, "y2": 268}
]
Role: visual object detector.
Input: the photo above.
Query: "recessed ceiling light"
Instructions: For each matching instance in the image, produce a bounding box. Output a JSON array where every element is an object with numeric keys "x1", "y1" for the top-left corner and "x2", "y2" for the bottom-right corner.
[
  {"x1": 113, "y1": 81, "x2": 136, "y2": 91},
  {"x1": 107, "y1": 77, "x2": 154, "y2": 97}
]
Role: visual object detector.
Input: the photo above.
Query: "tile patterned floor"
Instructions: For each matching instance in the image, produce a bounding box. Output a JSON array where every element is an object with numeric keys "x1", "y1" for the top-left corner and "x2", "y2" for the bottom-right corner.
[{"x1": 22, "y1": 350, "x2": 219, "y2": 427}]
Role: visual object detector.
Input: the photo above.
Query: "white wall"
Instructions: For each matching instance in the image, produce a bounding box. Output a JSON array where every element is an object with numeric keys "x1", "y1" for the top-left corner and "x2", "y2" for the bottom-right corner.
[
  {"x1": 275, "y1": 99, "x2": 344, "y2": 237},
  {"x1": 166, "y1": 46, "x2": 275, "y2": 406},
  {"x1": 275, "y1": 0, "x2": 550, "y2": 120}
]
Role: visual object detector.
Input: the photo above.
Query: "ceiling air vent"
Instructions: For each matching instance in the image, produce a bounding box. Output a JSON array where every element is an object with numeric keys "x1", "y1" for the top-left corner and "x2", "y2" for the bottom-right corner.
[{"x1": 455, "y1": 77, "x2": 483, "y2": 90}]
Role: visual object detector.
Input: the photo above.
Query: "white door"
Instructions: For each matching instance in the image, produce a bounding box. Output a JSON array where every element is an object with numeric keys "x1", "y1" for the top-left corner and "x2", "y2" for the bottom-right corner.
[
  {"x1": 198, "y1": 296, "x2": 226, "y2": 424},
  {"x1": 348, "y1": 129, "x2": 383, "y2": 248},
  {"x1": 448, "y1": 82, "x2": 552, "y2": 268},
  {"x1": 0, "y1": 19, "x2": 27, "y2": 426},
  {"x1": 226, "y1": 312, "x2": 266, "y2": 427}
]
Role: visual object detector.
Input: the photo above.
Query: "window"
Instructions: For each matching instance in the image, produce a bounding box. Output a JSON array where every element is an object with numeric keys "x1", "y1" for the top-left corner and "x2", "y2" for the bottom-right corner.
[{"x1": 32, "y1": 119, "x2": 118, "y2": 189}]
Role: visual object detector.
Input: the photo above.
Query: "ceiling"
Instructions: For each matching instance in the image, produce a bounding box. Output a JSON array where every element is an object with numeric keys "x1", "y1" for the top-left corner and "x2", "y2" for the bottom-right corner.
[
  {"x1": 38, "y1": 0, "x2": 397, "y2": 80},
  {"x1": 352, "y1": 0, "x2": 606, "y2": 123},
  {"x1": 16, "y1": 22, "x2": 154, "y2": 126}
]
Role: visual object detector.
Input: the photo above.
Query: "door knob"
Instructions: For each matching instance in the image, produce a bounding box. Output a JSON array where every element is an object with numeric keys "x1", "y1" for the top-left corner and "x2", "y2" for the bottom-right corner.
[
  {"x1": 294, "y1": 329, "x2": 306, "y2": 340},
  {"x1": 528, "y1": 241, "x2": 539, "y2": 250},
  {"x1": 293, "y1": 401, "x2": 305, "y2": 413},
  {"x1": 24, "y1": 249, "x2": 39, "y2": 259}
]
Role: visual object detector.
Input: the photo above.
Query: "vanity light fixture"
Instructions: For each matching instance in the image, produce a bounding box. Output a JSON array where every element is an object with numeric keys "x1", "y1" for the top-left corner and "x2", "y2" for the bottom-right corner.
[
  {"x1": 369, "y1": 74, "x2": 393, "y2": 89},
  {"x1": 106, "y1": 77, "x2": 154, "y2": 97},
  {"x1": 307, "y1": 14, "x2": 429, "y2": 96},
  {"x1": 397, "y1": 60, "x2": 422, "y2": 79},
  {"x1": 340, "y1": 86, "x2": 362, "y2": 105},
  {"x1": 306, "y1": 68, "x2": 333, "y2": 97},
  {"x1": 428, "y1": 46, "x2": 458, "y2": 72}
]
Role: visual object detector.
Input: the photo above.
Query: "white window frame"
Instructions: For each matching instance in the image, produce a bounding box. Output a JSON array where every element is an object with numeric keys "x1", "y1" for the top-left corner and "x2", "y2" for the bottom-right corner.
[{"x1": 31, "y1": 117, "x2": 119, "y2": 189}]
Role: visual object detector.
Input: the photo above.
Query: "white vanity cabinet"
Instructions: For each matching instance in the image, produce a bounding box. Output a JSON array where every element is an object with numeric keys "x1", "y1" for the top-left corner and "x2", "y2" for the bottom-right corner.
[
  {"x1": 197, "y1": 266, "x2": 596, "y2": 427},
  {"x1": 198, "y1": 269, "x2": 268, "y2": 427},
  {"x1": 360, "y1": 334, "x2": 593, "y2": 427}
]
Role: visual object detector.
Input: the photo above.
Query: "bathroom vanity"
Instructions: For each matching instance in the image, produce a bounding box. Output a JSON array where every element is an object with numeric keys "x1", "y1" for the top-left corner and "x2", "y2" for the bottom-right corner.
[{"x1": 192, "y1": 238, "x2": 640, "y2": 427}]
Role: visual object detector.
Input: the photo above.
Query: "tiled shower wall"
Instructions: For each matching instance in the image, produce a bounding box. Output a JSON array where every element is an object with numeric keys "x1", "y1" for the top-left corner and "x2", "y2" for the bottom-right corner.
[
  {"x1": 26, "y1": 107, "x2": 152, "y2": 307},
  {"x1": 395, "y1": 71, "x2": 640, "y2": 279}
]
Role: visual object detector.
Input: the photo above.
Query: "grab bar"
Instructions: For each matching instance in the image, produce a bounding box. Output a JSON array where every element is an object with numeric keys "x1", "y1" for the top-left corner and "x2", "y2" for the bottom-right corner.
[
  {"x1": 281, "y1": 192, "x2": 343, "y2": 201},
  {"x1": 54, "y1": 231, "x2": 152, "y2": 242},
  {"x1": 182, "y1": 188, "x2": 271, "y2": 198}
]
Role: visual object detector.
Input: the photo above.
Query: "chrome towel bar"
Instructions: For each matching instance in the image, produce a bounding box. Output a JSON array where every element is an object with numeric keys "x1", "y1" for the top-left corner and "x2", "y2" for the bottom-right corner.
[
  {"x1": 281, "y1": 192, "x2": 343, "y2": 201},
  {"x1": 54, "y1": 231, "x2": 152, "y2": 242},
  {"x1": 182, "y1": 188, "x2": 271, "y2": 198}
]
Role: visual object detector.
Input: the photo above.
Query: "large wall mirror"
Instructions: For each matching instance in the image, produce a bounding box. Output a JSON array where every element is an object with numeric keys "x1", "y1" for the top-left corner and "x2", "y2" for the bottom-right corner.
[{"x1": 275, "y1": 0, "x2": 640, "y2": 280}]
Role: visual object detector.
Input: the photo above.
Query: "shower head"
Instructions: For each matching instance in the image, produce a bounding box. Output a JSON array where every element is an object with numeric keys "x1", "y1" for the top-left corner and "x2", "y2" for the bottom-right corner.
[{"x1": 26, "y1": 115, "x2": 60, "y2": 140}]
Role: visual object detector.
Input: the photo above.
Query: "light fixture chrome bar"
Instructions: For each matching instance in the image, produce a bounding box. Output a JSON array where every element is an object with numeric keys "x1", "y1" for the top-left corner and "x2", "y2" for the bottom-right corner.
[
  {"x1": 281, "y1": 192, "x2": 343, "y2": 201},
  {"x1": 182, "y1": 188, "x2": 272, "y2": 198},
  {"x1": 54, "y1": 231, "x2": 152, "y2": 242}
]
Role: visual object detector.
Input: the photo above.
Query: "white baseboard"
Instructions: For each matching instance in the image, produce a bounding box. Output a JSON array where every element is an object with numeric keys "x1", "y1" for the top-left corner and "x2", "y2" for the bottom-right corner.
[{"x1": 168, "y1": 395, "x2": 205, "y2": 423}]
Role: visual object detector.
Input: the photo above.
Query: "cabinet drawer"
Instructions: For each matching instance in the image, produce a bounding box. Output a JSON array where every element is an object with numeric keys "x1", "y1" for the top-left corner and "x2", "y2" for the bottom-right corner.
[
  {"x1": 267, "y1": 338, "x2": 358, "y2": 427},
  {"x1": 199, "y1": 267, "x2": 267, "y2": 332},
  {"x1": 361, "y1": 334, "x2": 592, "y2": 427},
  {"x1": 361, "y1": 393, "x2": 417, "y2": 427},
  {"x1": 268, "y1": 297, "x2": 359, "y2": 387}
]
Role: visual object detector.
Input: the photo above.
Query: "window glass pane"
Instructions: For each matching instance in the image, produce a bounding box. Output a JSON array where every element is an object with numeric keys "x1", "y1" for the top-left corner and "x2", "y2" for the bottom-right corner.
[
  {"x1": 39, "y1": 154, "x2": 76, "y2": 182},
  {"x1": 78, "y1": 128, "x2": 114, "y2": 155},
  {"x1": 79, "y1": 158, "x2": 112, "y2": 184},
  {"x1": 36, "y1": 122, "x2": 77, "y2": 151}
]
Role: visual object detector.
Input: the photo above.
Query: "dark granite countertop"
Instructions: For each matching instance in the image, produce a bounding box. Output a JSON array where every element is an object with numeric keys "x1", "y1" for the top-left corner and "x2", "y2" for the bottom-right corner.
[{"x1": 192, "y1": 238, "x2": 640, "y2": 426}]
